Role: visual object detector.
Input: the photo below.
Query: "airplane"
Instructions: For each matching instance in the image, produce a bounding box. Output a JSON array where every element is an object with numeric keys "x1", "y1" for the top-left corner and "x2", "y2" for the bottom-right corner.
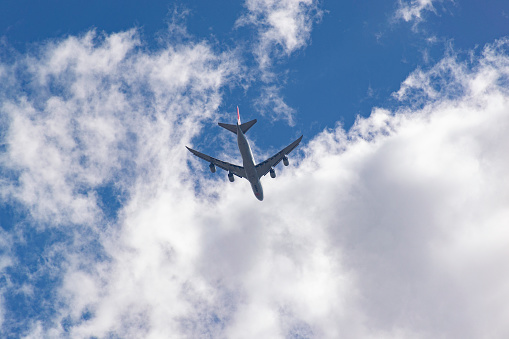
[{"x1": 186, "y1": 107, "x2": 303, "y2": 201}]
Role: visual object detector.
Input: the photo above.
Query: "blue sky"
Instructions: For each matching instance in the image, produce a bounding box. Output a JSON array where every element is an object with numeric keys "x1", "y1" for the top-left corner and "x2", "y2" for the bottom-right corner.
[
  {"x1": 1, "y1": 0, "x2": 509, "y2": 338},
  {"x1": 3, "y1": 0, "x2": 508, "y2": 133}
]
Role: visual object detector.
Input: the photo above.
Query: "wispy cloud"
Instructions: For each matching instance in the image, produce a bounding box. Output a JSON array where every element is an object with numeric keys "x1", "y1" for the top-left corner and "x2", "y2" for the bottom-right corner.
[
  {"x1": 0, "y1": 229, "x2": 12, "y2": 330},
  {"x1": 0, "y1": 28, "x2": 240, "y2": 336},
  {"x1": 237, "y1": 0, "x2": 323, "y2": 123},
  {"x1": 395, "y1": 0, "x2": 436, "y2": 22},
  {"x1": 0, "y1": 29, "x2": 240, "y2": 227},
  {"x1": 254, "y1": 85, "x2": 296, "y2": 125},
  {"x1": 238, "y1": 0, "x2": 322, "y2": 70},
  {"x1": 394, "y1": 0, "x2": 453, "y2": 30}
]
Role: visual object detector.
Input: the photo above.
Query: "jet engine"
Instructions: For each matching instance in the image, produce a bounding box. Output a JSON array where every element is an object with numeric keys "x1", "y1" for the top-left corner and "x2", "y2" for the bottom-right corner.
[
  {"x1": 283, "y1": 156, "x2": 289, "y2": 166},
  {"x1": 209, "y1": 163, "x2": 216, "y2": 173},
  {"x1": 228, "y1": 172, "x2": 234, "y2": 182},
  {"x1": 269, "y1": 168, "x2": 276, "y2": 178}
]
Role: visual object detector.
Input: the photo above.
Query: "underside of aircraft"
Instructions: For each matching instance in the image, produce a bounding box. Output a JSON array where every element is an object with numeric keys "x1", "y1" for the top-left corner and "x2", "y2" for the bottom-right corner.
[{"x1": 186, "y1": 107, "x2": 303, "y2": 200}]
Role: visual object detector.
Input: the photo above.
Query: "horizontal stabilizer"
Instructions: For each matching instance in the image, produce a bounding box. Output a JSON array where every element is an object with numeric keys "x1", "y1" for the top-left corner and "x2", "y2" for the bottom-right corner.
[
  {"x1": 218, "y1": 122, "x2": 237, "y2": 134},
  {"x1": 240, "y1": 119, "x2": 257, "y2": 133},
  {"x1": 218, "y1": 119, "x2": 257, "y2": 134}
]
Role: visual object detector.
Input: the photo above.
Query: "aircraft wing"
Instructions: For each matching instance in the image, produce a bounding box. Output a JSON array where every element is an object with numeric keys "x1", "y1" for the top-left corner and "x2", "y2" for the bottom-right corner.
[
  {"x1": 255, "y1": 135, "x2": 303, "y2": 178},
  {"x1": 186, "y1": 146, "x2": 246, "y2": 178}
]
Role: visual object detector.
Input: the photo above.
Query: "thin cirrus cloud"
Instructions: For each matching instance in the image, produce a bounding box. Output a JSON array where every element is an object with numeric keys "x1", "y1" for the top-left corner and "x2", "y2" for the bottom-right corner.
[
  {"x1": 237, "y1": 0, "x2": 322, "y2": 124},
  {"x1": 254, "y1": 85, "x2": 297, "y2": 126},
  {"x1": 394, "y1": 0, "x2": 434, "y2": 22},
  {"x1": 237, "y1": 0, "x2": 322, "y2": 70},
  {"x1": 393, "y1": 0, "x2": 451, "y2": 26},
  {"x1": 1, "y1": 28, "x2": 508, "y2": 338}
]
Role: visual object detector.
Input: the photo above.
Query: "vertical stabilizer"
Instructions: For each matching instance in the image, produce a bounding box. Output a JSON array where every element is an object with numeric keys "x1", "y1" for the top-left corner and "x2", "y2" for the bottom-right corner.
[{"x1": 218, "y1": 106, "x2": 257, "y2": 134}]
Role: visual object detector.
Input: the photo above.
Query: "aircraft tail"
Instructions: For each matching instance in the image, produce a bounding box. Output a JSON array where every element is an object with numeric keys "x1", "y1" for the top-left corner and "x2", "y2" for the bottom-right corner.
[
  {"x1": 218, "y1": 119, "x2": 257, "y2": 134},
  {"x1": 218, "y1": 106, "x2": 257, "y2": 134}
]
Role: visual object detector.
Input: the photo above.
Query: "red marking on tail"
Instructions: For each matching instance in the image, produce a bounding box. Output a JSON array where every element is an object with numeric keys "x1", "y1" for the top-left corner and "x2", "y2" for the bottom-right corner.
[{"x1": 237, "y1": 106, "x2": 241, "y2": 125}]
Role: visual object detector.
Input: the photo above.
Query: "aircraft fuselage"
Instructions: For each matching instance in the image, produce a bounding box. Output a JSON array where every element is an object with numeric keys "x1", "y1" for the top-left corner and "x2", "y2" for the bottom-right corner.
[
  {"x1": 237, "y1": 124, "x2": 264, "y2": 201},
  {"x1": 186, "y1": 107, "x2": 303, "y2": 201}
]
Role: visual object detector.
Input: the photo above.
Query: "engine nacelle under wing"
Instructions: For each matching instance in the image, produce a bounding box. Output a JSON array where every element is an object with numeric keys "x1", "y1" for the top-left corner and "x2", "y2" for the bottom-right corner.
[
  {"x1": 283, "y1": 156, "x2": 289, "y2": 166},
  {"x1": 269, "y1": 168, "x2": 276, "y2": 178},
  {"x1": 228, "y1": 172, "x2": 234, "y2": 182},
  {"x1": 209, "y1": 163, "x2": 216, "y2": 173}
]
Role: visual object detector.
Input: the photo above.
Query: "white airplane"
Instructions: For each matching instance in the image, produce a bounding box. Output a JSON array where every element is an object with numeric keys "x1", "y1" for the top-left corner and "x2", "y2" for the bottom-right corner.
[{"x1": 186, "y1": 107, "x2": 303, "y2": 201}]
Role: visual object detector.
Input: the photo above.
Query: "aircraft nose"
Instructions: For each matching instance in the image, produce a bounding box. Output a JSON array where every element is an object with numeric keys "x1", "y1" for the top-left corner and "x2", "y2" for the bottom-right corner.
[
  {"x1": 254, "y1": 191, "x2": 263, "y2": 201},
  {"x1": 252, "y1": 182, "x2": 264, "y2": 201}
]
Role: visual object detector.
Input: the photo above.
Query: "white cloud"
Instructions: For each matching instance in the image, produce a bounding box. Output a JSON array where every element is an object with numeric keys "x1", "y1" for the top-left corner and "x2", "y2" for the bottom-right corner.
[
  {"x1": 238, "y1": 0, "x2": 322, "y2": 70},
  {"x1": 0, "y1": 29, "x2": 240, "y2": 227},
  {"x1": 237, "y1": 0, "x2": 322, "y2": 124},
  {"x1": 254, "y1": 85, "x2": 296, "y2": 125},
  {"x1": 1, "y1": 26, "x2": 240, "y2": 337},
  {"x1": 2, "y1": 20, "x2": 509, "y2": 339},
  {"x1": 394, "y1": 0, "x2": 437, "y2": 23},
  {"x1": 0, "y1": 229, "x2": 12, "y2": 330}
]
